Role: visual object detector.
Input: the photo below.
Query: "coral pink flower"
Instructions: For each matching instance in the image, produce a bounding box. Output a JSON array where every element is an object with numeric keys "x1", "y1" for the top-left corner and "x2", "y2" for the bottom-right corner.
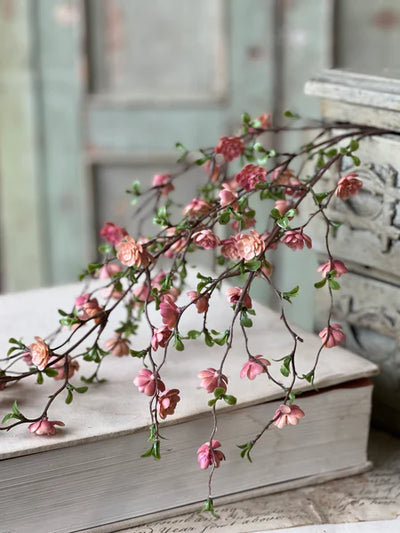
[
  {"x1": 151, "y1": 326, "x2": 172, "y2": 350},
  {"x1": 133, "y1": 369, "x2": 165, "y2": 396},
  {"x1": 240, "y1": 355, "x2": 270, "y2": 380},
  {"x1": 197, "y1": 440, "x2": 226, "y2": 469},
  {"x1": 273, "y1": 404, "x2": 305, "y2": 429},
  {"x1": 271, "y1": 166, "x2": 296, "y2": 185},
  {"x1": 49, "y1": 355, "x2": 79, "y2": 380},
  {"x1": 198, "y1": 368, "x2": 228, "y2": 393},
  {"x1": 116, "y1": 236, "x2": 152, "y2": 268},
  {"x1": 319, "y1": 323, "x2": 346, "y2": 348},
  {"x1": 274, "y1": 199, "x2": 293, "y2": 215},
  {"x1": 235, "y1": 164, "x2": 267, "y2": 191},
  {"x1": 157, "y1": 389, "x2": 181, "y2": 419},
  {"x1": 220, "y1": 238, "x2": 241, "y2": 260},
  {"x1": 215, "y1": 136, "x2": 245, "y2": 162},
  {"x1": 29, "y1": 417, "x2": 65, "y2": 436},
  {"x1": 160, "y1": 295, "x2": 180, "y2": 329},
  {"x1": 219, "y1": 183, "x2": 238, "y2": 207},
  {"x1": 187, "y1": 291, "x2": 209, "y2": 314},
  {"x1": 336, "y1": 172, "x2": 363, "y2": 199},
  {"x1": 74, "y1": 293, "x2": 90, "y2": 310},
  {"x1": 234, "y1": 230, "x2": 266, "y2": 261},
  {"x1": 79, "y1": 298, "x2": 104, "y2": 323},
  {"x1": 282, "y1": 229, "x2": 312, "y2": 251},
  {"x1": 183, "y1": 198, "x2": 212, "y2": 217},
  {"x1": 104, "y1": 334, "x2": 130, "y2": 357},
  {"x1": 29, "y1": 336, "x2": 50, "y2": 371},
  {"x1": 192, "y1": 229, "x2": 220, "y2": 249},
  {"x1": 317, "y1": 259, "x2": 348, "y2": 278},
  {"x1": 152, "y1": 173, "x2": 174, "y2": 195},
  {"x1": 226, "y1": 286, "x2": 252, "y2": 309},
  {"x1": 251, "y1": 112, "x2": 272, "y2": 130},
  {"x1": 100, "y1": 221, "x2": 128, "y2": 246},
  {"x1": 160, "y1": 286, "x2": 181, "y2": 303},
  {"x1": 97, "y1": 263, "x2": 122, "y2": 280}
]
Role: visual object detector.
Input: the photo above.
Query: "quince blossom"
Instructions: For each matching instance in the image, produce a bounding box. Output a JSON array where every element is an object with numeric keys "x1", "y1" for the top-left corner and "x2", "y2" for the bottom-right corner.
[
  {"x1": 198, "y1": 368, "x2": 228, "y2": 393},
  {"x1": 100, "y1": 221, "x2": 128, "y2": 246},
  {"x1": 317, "y1": 259, "x2": 348, "y2": 278},
  {"x1": 319, "y1": 323, "x2": 346, "y2": 348},
  {"x1": 160, "y1": 296, "x2": 180, "y2": 329},
  {"x1": 215, "y1": 136, "x2": 245, "y2": 162},
  {"x1": 29, "y1": 336, "x2": 50, "y2": 371},
  {"x1": 273, "y1": 404, "x2": 305, "y2": 429},
  {"x1": 157, "y1": 389, "x2": 181, "y2": 419},
  {"x1": 29, "y1": 417, "x2": 65, "y2": 436},
  {"x1": 282, "y1": 229, "x2": 312, "y2": 251},
  {"x1": 240, "y1": 355, "x2": 270, "y2": 380},
  {"x1": 133, "y1": 369, "x2": 165, "y2": 396},
  {"x1": 234, "y1": 230, "x2": 265, "y2": 261},
  {"x1": 151, "y1": 326, "x2": 172, "y2": 351},
  {"x1": 235, "y1": 164, "x2": 267, "y2": 191},
  {"x1": 104, "y1": 334, "x2": 130, "y2": 357},
  {"x1": 197, "y1": 440, "x2": 226, "y2": 469},
  {"x1": 226, "y1": 286, "x2": 252, "y2": 309},
  {"x1": 336, "y1": 172, "x2": 363, "y2": 199}
]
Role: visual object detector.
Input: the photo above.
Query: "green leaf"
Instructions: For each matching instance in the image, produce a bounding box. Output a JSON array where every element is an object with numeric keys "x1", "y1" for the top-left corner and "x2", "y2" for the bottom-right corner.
[
  {"x1": 280, "y1": 364, "x2": 290, "y2": 377},
  {"x1": 282, "y1": 286, "x2": 299, "y2": 303},
  {"x1": 329, "y1": 278, "x2": 341, "y2": 290},
  {"x1": 240, "y1": 311, "x2": 253, "y2": 328},
  {"x1": 186, "y1": 329, "x2": 202, "y2": 340},
  {"x1": 302, "y1": 371, "x2": 315, "y2": 384},
  {"x1": 214, "y1": 387, "x2": 226, "y2": 398},
  {"x1": 174, "y1": 334, "x2": 185, "y2": 352},
  {"x1": 129, "y1": 349, "x2": 147, "y2": 358},
  {"x1": 204, "y1": 329, "x2": 214, "y2": 347},
  {"x1": 36, "y1": 372, "x2": 44, "y2": 385},
  {"x1": 314, "y1": 278, "x2": 327, "y2": 289},
  {"x1": 74, "y1": 386, "x2": 88, "y2": 394},
  {"x1": 352, "y1": 155, "x2": 361, "y2": 166},
  {"x1": 87, "y1": 262, "x2": 103, "y2": 274},
  {"x1": 98, "y1": 243, "x2": 113, "y2": 254},
  {"x1": 349, "y1": 139, "x2": 359, "y2": 152},
  {"x1": 208, "y1": 398, "x2": 217, "y2": 407},
  {"x1": 1, "y1": 412, "x2": 15, "y2": 424},
  {"x1": 270, "y1": 208, "x2": 281, "y2": 219},
  {"x1": 314, "y1": 192, "x2": 328, "y2": 205},
  {"x1": 237, "y1": 441, "x2": 254, "y2": 462},
  {"x1": 245, "y1": 259, "x2": 261, "y2": 272},
  {"x1": 284, "y1": 110, "x2": 300, "y2": 119},
  {"x1": 12, "y1": 401, "x2": 21, "y2": 416},
  {"x1": 242, "y1": 112, "x2": 251, "y2": 124},
  {"x1": 198, "y1": 498, "x2": 218, "y2": 518},
  {"x1": 218, "y1": 211, "x2": 231, "y2": 225},
  {"x1": 65, "y1": 389, "x2": 73, "y2": 405},
  {"x1": 224, "y1": 394, "x2": 237, "y2": 405}
]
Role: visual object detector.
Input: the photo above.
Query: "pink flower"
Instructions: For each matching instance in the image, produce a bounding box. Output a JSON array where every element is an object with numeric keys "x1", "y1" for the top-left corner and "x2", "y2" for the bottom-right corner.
[
  {"x1": 219, "y1": 183, "x2": 238, "y2": 207},
  {"x1": 79, "y1": 298, "x2": 104, "y2": 323},
  {"x1": 319, "y1": 323, "x2": 346, "y2": 348},
  {"x1": 197, "y1": 440, "x2": 226, "y2": 469},
  {"x1": 164, "y1": 228, "x2": 186, "y2": 258},
  {"x1": 271, "y1": 166, "x2": 296, "y2": 185},
  {"x1": 49, "y1": 355, "x2": 79, "y2": 380},
  {"x1": 157, "y1": 389, "x2": 181, "y2": 419},
  {"x1": 29, "y1": 336, "x2": 50, "y2": 371},
  {"x1": 116, "y1": 236, "x2": 152, "y2": 268},
  {"x1": 133, "y1": 283, "x2": 152, "y2": 305},
  {"x1": 234, "y1": 230, "x2": 265, "y2": 261},
  {"x1": 336, "y1": 173, "x2": 363, "y2": 199},
  {"x1": 100, "y1": 221, "x2": 128, "y2": 245},
  {"x1": 226, "y1": 286, "x2": 252, "y2": 309},
  {"x1": 192, "y1": 229, "x2": 220, "y2": 249},
  {"x1": 220, "y1": 238, "x2": 241, "y2": 260},
  {"x1": 240, "y1": 355, "x2": 270, "y2": 380},
  {"x1": 160, "y1": 295, "x2": 180, "y2": 329},
  {"x1": 133, "y1": 369, "x2": 165, "y2": 396},
  {"x1": 183, "y1": 198, "x2": 212, "y2": 217},
  {"x1": 203, "y1": 160, "x2": 223, "y2": 182},
  {"x1": 273, "y1": 404, "x2": 305, "y2": 429},
  {"x1": 160, "y1": 286, "x2": 181, "y2": 303},
  {"x1": 187, "y1": 291, "x2": 209, "y2": 314},
  {"x1": 317, "y1": 259, "x2": 348, "y2": 278},
  {"x1": 96, "y1": 263, "x2": 122, "y2": 280},
  {"x1": 104, "y1": 334, "x2": 130, "y2": 357},
  {"x1": 235, "y1": 164, "x2": 267, "y2": 191},
  {"x1": 274, "y1": 199, "x2": 293, "y2": 215},
  {"x1": 198, "y1": 368, "x2": 228, "y2": 393},
  {"x1": 29, "y1": 417, "x2": 65, "y2": 436},
  {"x1": 282, "y1": 229, "x2": 312, "y2": 251},
  {"x1": 74, "y1": 293, "x2": 90, "y2": 310},
  {"x1": 151, "y1": 326, "x2": 172, "y2": 350},
  {"x1": 251, "y1": 112, "x2": 272, "y2": 130},
  {"x1": 101, "y1": 284, "x2": 124, "y2": 301},
  {"x1": 153, "y1": 173, "x2": 174, "y2": 195},
  {"x1": 231, "y1": 216, "x2": 256, "y2": 231},
  {"x1": 215, "y1": 136, "x2": 245, "y2": 162}
]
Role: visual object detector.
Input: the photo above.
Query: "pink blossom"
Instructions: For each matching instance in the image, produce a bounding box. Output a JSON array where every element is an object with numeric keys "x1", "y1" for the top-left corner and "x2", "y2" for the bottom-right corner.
[
  {"x1": 319, "y1": 323, "x2": 346, "y2": 348},
  {"x1": 273, "y1": 404, "x2": 305, "y2": 429},
  {"x1": 282, "y1": 229, "x2": 312, "y2": 251},
  {"x1": 101, "y1": 285, "x2": 124, "y2": 301},
  {"x1": 226, "y1": 286, "x2": 252, "y2": 309},
  {"x1": 336, "y1": 172, "x2": 363, "y2": 199},
  {"x1": 104, "y1": 334, "x2": 130, "y2": 357},
  {"x1": 219, "y1": 183, "x2": 238, "y2": 207},
  {"x1": 198, "y1": 368, "x2": 228, "y2": 393},
  {"x1": 197, "y1": 440, "x2": 226, "y2": 469},
  {"x1": 157, "y1": 389, "x2": 181, "y2": 419},
  {"x1": 235, "y1": 164, "x2": 267, "y2": 191},
  {"x1": 97, "y1": 263, "x2": 122, "y2": 280},
  {"x1": 271, "y1": 166, "x2": 296, "y2": 185},
  {"x1": 231, "y1": 216, "x2": 256, "y2": 231},
  {"x1": 133, "y1": 368, "x2": 165, "y2": 396},
  {"x1": 215, "y1": 136, "x2": 245, "y2": 162},
  {"x1": 240, "y1": 355, "x2": 270, "y2": 380},
  {"x1": 79, "y1": 298, "x2": 104, "y2": 323},
  {"x1": 49, "y1": 355, "x2": 79, "y2": 380},
  {"x1": 192, "y1": 229, "x2": 220, "y2": 249},
  {"x1": 220, "y1": 238, "x2": 241, "y2": 260},
  {"x1": 203, "y1": 160, "x2": 223, "y2": 182},
  {"x1": 160, "y1": 286, "x2": 181, "y2": 303},
  {"x1": 164, "y1": 228, "x2": 186, "y2": 258},
  {"x1": 74, "y1": 293, "x2": 90, "y2": 310},
  {"x1": 160, "y1": 295, "x2": 180, "y2": 329},
  {"x1": 251, "y1": 112, "x2": 272, "y2": 130},
  {"x1": 29, "y1": 336, "x2": 50, "y2": 371},
  {"x1": 152, "y1": 173, "x2": 174, "y2": 195},
  {"x1": 183, "y1": 198, "x2": 212, "y2": 217},
  {"x1": 234, "y1": 230, "x2": 265, "y2": 261},
  {"x1": 187, "y1": 291, "x2": 209, "y2": 314},
  {"x1": 317, "y1": 259, "x2": 348, "y2": 278},
  {"x1": 133, "y1": 283, "x2": 152, "y2": 305},
  {"x1": 29, "y1": 417, "x2": 65, "y2": 436},
  {"x1": 274, "y1": 199, "x2": 294, "y2": 215},
  {"x1": 116, "y1": 236, "x2": 152, "y2": 268},
  {"x1": 151, "y1": 326, "x2": 172, "y2": 350},
  {"x1": 100, "y1": 221, "x2": 128, "y2": 246}
]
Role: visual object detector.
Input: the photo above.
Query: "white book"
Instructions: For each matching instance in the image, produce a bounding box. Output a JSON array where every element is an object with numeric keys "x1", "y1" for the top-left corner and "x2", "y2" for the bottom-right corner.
[{"x1": 0, "y1": 283, "x2": 378, "y2": 533}]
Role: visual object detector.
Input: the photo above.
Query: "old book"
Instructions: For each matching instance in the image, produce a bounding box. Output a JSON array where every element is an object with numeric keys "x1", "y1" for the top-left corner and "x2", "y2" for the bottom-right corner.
[{"x1": 0, "y1": 283, "x2": 378, "y2": 533}]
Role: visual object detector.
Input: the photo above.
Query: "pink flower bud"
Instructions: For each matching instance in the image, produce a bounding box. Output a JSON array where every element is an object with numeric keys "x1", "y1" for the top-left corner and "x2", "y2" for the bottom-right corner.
[
  {"x1": 97, "y1": 263, "x2": 122, "y2": 280},
  {"x1": 198, "y1": 368, "x2": 228, "y2": 393},
  {"x1": 215, "y1": 136, "x2": 245, "y2": 162},
  {"x1": 157, "y1": 388, "x2": 181, "y2": 419},
  {"x1": 335, "y1": 173, "x2": 363, "y2": 199},
  {"x1": 29, "y1": 417, "x2": 65, "y2": 436},
  {"x1": 240, "y1": 355, "x2": 270, "y2": 380},
  {"x1": 319, "y1": 323, "x2": 346, "y2": 348},
  {"x1": 133, "y1": 369, "x2": 165, "y2": 396},
  {"x1": 100, "y1": 221, "x2": 128, "y2": 245},
  {"x1": 273, "y1": 404, "x2": 305, "y2": 429},
  {"x1": 197, "y1": 440, "x2": 225, "y2": 469},
  {"x1": 74, "y1": 293, "x2": 90, "y2": 310},
  {"x1": 317, "y1": 259, "x2": 348, "y2": 278}
]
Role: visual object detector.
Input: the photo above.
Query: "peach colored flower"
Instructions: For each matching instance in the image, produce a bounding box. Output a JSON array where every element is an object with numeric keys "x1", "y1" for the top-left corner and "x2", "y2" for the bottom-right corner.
[
  {"x1": 29, "y1": 417, "x2": 65, "y2": 436},
  {"x1": 197, "y1": 440, "x2": 226, "y2": 469},
  {"x1": 274, "y1": 199, "x2": 294, "y2": 215},
  {"x1": 116, "y1": 236, "x2": 152, "y2": 268},
  {"x1": 250, "y1": 112, "x2": 272, "y2": 130},
  {"x1": 97, "y1": 263, "x2": 122, "y2": 280},
  {"x1": 271, "y1": 166, "x2": 296, "y2": 185},
  {"x1": 235, "y1": 164, "x2": 267, "y2": 191},
  {"x1": 219, "y1": 183, "x2": 238, "y2": 207},
  {"x1": 79, "y1": 298, "x2": 104, "y2": 323},
  {"x1": 273, "y1": 404, "x2": 305, "y2": 429},
  {"x1": 133, "y1": 369, "x2": 165, "y2": 396},
  {"x1": 240, "y1": 355, "x2": 270, "y2": 380},
  {"x1": 151, "y1": 326, "x2": 172, "y2": 351},
  {"x1": 49, "y1": 355, "x2": 79, "y2": 380},
  {"x1": 336, "y1": 172, "x2": 363, "y2": 199},
  {"x1": 183, "y1": 198, "x2": 212, "y2": 217},
  {"x1": 192, "y1": 229, "x2": 220, "y2": 249},
  {"x1": 160, "y1": 286, "x2": 181, "y2": 303},
  {"x1": 104, "y1": 334, "x2": 130, "y2": 357},
  {"x1": 317, "y1": 259, "x2": 348, "y2": 278},
  {"x1": 187, "y1": 291, "x2": 209, "y2": 314},
  {"x1": 157, "y1": 388, "x2": 181, "y2": 419},
  {"x1": 30, "y1": 336, "x2": 50, "y2": 371},
  {"x1": 226, "y1": 286, "x2": 252, "y2": 309},
  {"x1": 160, "y1": 295, "x2": 180, "y2": 329},
  {"x1": 215, "y1": 136, "x2": 245, "y2": 162},
  {"x1": 234, "y1": 230, "x2": 265, "y2": 261},
  {"x1": 100, "y1": 221, "x2": 128, "y2": 245},
  {"x1": 220, "y1": 238, "x2": 241, "y2": 260},
  {"x1": 282, "y1": 229, "x2": 312, "y2": 251},
  {"x1": 153, "y1": 173, "x2": 174, "y2": 195},
  {"x1": 319, "y1": 323, "x2": 346, "y2": 348},
  {"x1": 74, "y1": 293, "x2": 90, "y2": 310},
  {"x1": 198, "y1": 368, "x2": 228, "y2": 393}
]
